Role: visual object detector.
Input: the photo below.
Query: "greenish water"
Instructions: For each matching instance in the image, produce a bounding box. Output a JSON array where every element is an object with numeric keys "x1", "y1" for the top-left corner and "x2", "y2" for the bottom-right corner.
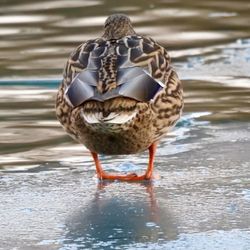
[{"x1": 0, "y1": 0, "x2": 250, "y2": 249}]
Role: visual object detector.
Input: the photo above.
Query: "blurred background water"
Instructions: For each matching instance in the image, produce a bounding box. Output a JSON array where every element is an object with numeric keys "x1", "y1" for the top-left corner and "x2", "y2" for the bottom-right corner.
[{"x1": 0, "y1": 0, "x2": 250, "y2": 249}]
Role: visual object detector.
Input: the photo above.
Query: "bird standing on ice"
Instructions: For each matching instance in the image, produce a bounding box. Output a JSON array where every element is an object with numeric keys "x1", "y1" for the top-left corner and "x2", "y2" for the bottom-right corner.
[{"x1": 56, "y1": 14, "x2": 183, "y2": 181}]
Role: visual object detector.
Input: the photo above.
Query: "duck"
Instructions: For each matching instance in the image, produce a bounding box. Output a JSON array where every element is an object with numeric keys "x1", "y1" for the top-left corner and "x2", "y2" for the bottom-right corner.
[{"x1": 56, "y1": 14, "x2": 183, "y2": 181}]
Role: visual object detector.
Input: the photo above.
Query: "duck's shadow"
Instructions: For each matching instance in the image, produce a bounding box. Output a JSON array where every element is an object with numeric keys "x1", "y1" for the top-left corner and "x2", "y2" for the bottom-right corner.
[{"x1": 63, "y1": 181, "x2": 178, "y2": 248}]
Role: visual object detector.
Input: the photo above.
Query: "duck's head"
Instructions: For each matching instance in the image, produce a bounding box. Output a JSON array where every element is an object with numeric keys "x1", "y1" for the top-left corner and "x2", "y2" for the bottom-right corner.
[{"x1": 102, "y1": 14, "x2": 136, "y2": 40}]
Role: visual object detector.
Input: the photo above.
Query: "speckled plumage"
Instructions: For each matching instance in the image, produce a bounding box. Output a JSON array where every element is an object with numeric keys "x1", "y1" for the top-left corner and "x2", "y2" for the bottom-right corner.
[{"x1": 56, "y1": 14, "x2": 183, "y2": 156}]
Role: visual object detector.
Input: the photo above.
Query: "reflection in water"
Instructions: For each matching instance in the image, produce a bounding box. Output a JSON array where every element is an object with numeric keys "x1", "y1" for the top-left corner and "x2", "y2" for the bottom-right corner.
[
  {"x1": 1, "y1": 0, "x2": 250, "y2": 77},
  {"x1": 64, "y1": 182, "x2": 177, "y2": 248}
]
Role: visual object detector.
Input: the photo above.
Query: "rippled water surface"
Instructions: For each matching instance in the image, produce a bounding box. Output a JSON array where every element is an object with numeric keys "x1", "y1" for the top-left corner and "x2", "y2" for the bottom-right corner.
[{"x1": 0, "y1": 0, "x2": 250, "y2": 249}]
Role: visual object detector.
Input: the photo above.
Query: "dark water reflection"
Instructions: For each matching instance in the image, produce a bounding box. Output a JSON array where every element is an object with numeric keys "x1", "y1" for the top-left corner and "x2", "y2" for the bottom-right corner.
[
  {"x1": 64, "y1": 182, "x2": 177, "y2": 249},
  {"x1": 0, "y1": 0, "x2": 250, "y2": 249}
]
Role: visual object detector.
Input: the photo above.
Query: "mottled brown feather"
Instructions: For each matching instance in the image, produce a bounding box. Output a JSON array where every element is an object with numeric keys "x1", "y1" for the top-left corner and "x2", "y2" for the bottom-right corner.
[{"x1": 56, "y1": 14, "x2": 183, "y2": 155}]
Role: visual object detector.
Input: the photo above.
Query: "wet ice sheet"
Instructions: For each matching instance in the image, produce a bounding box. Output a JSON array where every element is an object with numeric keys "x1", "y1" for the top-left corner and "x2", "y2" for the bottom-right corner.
[
  {"x1": 127, "y1": 230, "x2": 250, "y2": 250},
  {"x1": 0, "y1": 123, "x2": 250, "y2": 250},
  {"x1": 0, "y1": 0, "x2": 250, "y2": 249}
]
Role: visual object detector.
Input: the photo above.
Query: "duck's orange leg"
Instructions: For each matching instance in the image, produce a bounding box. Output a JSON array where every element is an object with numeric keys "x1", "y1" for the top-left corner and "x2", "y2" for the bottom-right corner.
[
  {"x1": 91, "y1": 142, "x2": 157, "y2": 181},
  {"x1": 144, "y1": 142, "x2": 157, "y2": 180}
]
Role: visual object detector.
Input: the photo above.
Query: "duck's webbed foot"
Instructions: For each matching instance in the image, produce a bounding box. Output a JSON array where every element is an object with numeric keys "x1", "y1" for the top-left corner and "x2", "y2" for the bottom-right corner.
[{"x1": 90, "y1": 143, "x2": 157, "y2": 182}]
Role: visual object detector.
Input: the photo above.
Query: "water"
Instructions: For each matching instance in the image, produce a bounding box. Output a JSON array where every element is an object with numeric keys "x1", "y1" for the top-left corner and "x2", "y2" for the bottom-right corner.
[{"x1": 0, "y1": 0, "x2": 250, "y2": 249}]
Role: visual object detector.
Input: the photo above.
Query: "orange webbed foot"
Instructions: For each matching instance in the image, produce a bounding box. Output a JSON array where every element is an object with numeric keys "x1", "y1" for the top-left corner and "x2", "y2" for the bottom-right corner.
[
  {"x1": 91, "y1": 143, "x2": 157, "y2": 182},
  {"x1": 98, "y1": 172, "x2": 151, "y2": 182}
]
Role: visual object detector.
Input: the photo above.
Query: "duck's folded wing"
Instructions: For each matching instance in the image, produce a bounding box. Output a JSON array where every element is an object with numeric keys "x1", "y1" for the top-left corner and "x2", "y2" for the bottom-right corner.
[
  {"x1": 63, "y1": 35, "x2": 174, "y2": 107},
  {"x1": 66, "y1": 67, "x2": 164, "y2": 107}
]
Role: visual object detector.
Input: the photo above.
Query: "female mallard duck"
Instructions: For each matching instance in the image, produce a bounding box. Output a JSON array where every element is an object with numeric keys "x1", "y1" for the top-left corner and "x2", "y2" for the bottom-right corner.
[{"x1": 56, "y1": 14, "x2": 183, "y2": 181}]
